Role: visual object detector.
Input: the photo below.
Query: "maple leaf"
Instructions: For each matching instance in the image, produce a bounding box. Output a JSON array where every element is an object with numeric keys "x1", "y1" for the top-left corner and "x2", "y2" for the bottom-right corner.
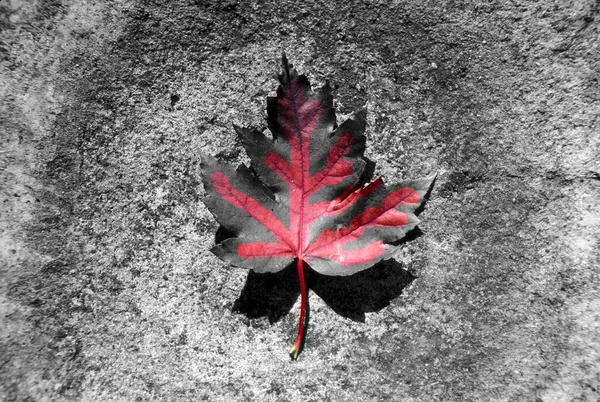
[{"x1": 200, "y1": 55, "x2": 434, "y2": 359}]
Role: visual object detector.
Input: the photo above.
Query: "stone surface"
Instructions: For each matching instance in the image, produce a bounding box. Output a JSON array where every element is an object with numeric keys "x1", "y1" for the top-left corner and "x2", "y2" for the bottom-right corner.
[{"x1": 1, "y1": 0, "x2": 599, "y2": 400}]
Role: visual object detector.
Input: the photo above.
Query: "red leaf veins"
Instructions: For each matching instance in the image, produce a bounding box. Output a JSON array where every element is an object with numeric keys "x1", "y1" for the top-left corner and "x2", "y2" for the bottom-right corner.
[{"x1": 200, "y1": 55, "x2": 434, "y2": 359}]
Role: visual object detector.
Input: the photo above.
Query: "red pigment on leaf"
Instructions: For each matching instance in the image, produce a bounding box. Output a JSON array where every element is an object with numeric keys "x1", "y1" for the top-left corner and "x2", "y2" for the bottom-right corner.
[{"x1": 200, "y1": 54, "x2": 434, "y2": 359}]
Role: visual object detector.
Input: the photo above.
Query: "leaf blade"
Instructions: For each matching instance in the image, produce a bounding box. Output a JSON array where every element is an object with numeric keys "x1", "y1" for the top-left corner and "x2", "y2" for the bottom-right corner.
[{"x1": 200, "y1": 55, "x2": 435, "y2": 357}]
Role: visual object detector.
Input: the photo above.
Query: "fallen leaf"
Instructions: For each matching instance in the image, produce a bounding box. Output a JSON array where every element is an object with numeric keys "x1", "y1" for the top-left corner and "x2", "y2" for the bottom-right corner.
[{"x1": 200, "y1": 54, "x2": 434, "y2": 359}]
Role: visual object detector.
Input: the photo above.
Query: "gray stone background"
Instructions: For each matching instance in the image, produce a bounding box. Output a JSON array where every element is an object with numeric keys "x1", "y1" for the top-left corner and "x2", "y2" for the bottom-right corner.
[{"x1": 1, "y1": 0, "x2": 598, "y2": 400}]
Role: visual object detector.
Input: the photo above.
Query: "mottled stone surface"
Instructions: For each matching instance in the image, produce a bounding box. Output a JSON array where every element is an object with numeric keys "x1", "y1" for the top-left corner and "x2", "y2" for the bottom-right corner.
[{"x1": 1, "y1": 0, "x2": 598, "y2": 400}]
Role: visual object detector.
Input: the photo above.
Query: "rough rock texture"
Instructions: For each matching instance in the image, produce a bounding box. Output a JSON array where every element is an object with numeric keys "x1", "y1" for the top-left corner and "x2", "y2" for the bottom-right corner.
[{"x1": 1, "y1": 0, "x2": 598, "y2": 400}]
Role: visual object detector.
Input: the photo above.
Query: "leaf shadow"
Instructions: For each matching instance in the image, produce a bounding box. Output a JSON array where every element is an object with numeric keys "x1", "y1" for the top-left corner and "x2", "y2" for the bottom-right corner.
[
  {"x1": 232, "y1": 256, "x2": 416, "y2": 324},
  {"x1": 307, "y1": 258, "x2": 415, "y2": 322},
  {"x1": 232, "y1": 263, "x2": 299, "y2": 324}
]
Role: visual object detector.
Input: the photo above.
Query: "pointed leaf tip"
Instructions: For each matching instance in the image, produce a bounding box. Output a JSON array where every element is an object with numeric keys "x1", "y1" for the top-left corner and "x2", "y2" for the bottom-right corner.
[{"x1": 280, "y1": 53, "x2": 291, "y2": 87}]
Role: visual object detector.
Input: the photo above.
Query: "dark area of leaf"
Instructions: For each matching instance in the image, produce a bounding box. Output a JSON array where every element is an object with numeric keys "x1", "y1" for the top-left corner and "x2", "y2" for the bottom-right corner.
[
  {"x1": 358, "y1": 157, "x2": 376, "y2": 187},
  {"x1": 214, "y1": 225, "x2": 237, "y2": 245}
]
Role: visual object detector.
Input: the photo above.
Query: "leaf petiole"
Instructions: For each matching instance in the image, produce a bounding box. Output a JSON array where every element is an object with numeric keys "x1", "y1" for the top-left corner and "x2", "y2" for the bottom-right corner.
[{"x1": 289, "y1": 258, "x2": 309, "y2": 360}]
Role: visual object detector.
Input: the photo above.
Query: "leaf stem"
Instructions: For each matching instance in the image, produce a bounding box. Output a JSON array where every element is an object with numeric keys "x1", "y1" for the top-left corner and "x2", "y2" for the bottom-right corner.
[{"x1": 289, "y1": 258, "x2": 308, "y2": 360}]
